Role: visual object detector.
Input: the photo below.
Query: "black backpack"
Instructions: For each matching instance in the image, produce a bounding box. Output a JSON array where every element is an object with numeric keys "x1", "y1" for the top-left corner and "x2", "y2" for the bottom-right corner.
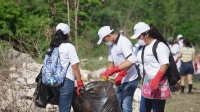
[{"x1": 141, "y1": 40, "x2": 181, "y2": 86}]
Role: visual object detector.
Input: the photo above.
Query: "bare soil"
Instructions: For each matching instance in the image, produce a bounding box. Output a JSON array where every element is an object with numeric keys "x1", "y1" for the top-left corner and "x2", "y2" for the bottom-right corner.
[{"x1": 165, "y1": 82, "x2": 200, "y2": 112}]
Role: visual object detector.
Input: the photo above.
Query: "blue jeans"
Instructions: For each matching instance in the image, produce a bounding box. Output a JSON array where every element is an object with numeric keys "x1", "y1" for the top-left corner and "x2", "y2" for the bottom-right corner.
[
  {"x1": 140, "y1": 95, "x2": 166, "y2": 112},
  {"x1": 116, "y1": 79, "x2": 139, "y2": 112},
  {"x1": 51, "y1": 78, "x2": 74, "y2": 112}
]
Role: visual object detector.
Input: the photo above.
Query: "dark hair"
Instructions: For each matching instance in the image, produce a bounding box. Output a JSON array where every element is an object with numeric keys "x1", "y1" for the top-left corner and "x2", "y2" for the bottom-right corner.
[
  {"x1": 141, "y1": 24, "x2": 169, "y2": 48},
  {"x1": 183, "y1": 39, "x2": 192, "y2": 48},
  {"x1": 47, "y1": 29, "x2": 70, "y2": 55}
]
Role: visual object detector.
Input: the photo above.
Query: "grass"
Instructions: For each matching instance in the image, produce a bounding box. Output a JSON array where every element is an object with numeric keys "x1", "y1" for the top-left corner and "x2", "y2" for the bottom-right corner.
[
  {"x1": 79, "y1": 57, "x2": 108, "y2": 71},
  {"x1": 165, "y1": 79, "x2": 200, "y2": 112}
]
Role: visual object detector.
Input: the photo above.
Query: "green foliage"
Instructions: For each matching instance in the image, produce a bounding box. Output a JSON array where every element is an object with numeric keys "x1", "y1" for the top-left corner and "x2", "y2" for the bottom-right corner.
[
  {"x1": 0, "y1": 0, "x2": 200, "y2": 67},
  {"x1": 80, "y1": 57, "x2": 108, "y2": 71}
]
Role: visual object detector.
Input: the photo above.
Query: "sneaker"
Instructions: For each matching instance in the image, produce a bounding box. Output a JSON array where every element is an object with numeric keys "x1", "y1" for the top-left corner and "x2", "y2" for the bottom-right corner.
[{"x1": 187, "y1": 92, "x2": 194, "y2": 94}]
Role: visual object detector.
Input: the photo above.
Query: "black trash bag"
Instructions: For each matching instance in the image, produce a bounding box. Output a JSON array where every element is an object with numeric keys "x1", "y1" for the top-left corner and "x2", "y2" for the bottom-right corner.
[
  {"x1": 33, "y1": 68, "x2": 57, "y2": 108},
  {"x1": 72, "y1": 81, "x2": 121, "y2": 112},
  {"x1": 194, "y1": 73, "x2": 200, "y2": 82}
]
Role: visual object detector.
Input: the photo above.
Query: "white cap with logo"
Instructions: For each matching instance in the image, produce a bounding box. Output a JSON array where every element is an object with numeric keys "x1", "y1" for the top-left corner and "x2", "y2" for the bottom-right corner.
[
  {"x1": 177, "y1": 34, "x2": 183, "y2": 40},
  {"x1": 56, "y1": 23, "x2": 70, "y2": 35},
  {"x1": 130, "y1": 22, "x2": 150, "y2": 39},
  {"x1": 97, "y1": 26, "x2": 113, "y2": 45}
]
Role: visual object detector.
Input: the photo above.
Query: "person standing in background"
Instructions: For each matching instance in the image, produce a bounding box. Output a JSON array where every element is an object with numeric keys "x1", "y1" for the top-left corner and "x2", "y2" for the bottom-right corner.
[
  {"x1": 97, "y1": 26, "x2": 139, "y2": 112},
  {"x1": 167, "y1": 36, "x2": 180, "y2": 71},
  {"x1": 177, "y1": 34, "x2": 184, "y2": 49},
  {"x1": 177, "y1": 34, "x2": 195, "y2": 51},
  {"x1": 175, "y1": 39, "x2": 198, "y2": 94}
]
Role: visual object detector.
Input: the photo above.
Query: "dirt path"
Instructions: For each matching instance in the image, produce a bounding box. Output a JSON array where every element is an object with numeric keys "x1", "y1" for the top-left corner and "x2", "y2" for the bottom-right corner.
[{"x1": 165, "y1": 83, "x2": 200, "y2": 112}]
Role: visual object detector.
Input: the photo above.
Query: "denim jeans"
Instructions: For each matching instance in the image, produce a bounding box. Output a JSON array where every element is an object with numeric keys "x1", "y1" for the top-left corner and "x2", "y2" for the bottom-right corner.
[
  {"x1": 116, "y1": 79, "x2": 139, "y2": 112},
  {"x1": 51, "y1": 78, "x2": 74, "y2": 112},
  {"x1": 140, "y1": 95, "x2": 166, "y2": 112}
]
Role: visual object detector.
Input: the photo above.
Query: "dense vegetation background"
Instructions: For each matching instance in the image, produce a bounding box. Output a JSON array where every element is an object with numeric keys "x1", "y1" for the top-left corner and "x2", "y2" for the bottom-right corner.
[{"x1": 1, "y1": 0, "x2": 200, "y2": 65}]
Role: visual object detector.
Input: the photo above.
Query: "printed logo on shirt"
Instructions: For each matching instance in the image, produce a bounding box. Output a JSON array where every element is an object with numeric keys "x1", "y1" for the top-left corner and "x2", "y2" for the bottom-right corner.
[{"x1": 146, "y1": 54, "x2": 154, "y2": 56}]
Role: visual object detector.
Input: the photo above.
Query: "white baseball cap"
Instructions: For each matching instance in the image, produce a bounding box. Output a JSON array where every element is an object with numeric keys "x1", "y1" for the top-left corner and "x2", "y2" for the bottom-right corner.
[
  {"x1": 177, "y1": 34, "x2": 183, "y2": 40},
  {"x1": 130, "y1": 22, "x2": 150, "y2": 39},
  {"x1": 56, "y1": 23, "x2": 70, "y2": 35},
  {"x1": 97, "y1": 26, "x2": 113, "y2": 45}
]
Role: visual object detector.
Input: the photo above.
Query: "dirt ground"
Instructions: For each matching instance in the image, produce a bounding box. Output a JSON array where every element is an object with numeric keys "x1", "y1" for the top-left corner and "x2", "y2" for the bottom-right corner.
[{"x1": 165, "y1": 81, "x2": 200, "y2": 112}]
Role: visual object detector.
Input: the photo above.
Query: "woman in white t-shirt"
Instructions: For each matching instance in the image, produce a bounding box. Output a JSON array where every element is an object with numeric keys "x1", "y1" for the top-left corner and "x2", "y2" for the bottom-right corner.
[
  {"x1": 167, "y1": 37, "x2": 180, "y2": 70},
  {"x1": 131, "y1": 22, "x2": 170, "y2": 112},
  {"x1": 47, "y1": 23, "x2": 84, "y2": 112}
]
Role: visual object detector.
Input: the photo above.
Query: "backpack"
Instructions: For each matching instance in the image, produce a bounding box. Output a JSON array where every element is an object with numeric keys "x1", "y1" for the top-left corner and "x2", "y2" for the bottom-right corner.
[
  {"x1": 42, "y1": 47, "x2": 70, "y2": 87},
  {"x1": 141, "y1": 40, "x2": 181, "y2": 86}
]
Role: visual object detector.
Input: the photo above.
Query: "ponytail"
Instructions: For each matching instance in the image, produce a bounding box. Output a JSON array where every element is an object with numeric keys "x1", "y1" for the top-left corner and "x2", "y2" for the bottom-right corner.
[
  {"x1": 47, "y1": 29, "x2": 71, "y2": 55},
  {"x1": 148, "y1": 24, "x2": 169, "y2": 48}
]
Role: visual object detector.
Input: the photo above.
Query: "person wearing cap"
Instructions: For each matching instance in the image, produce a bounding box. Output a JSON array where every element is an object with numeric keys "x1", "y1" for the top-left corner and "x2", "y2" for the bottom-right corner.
[
  {"x1": 167, "y1": 36, "x2": 180, "y2": 70},
  {"x1": 47, "y1": 23, "x2": 84, "y2": 112},
  {"x1": 177, "y1": 34, "x2": 195, "y2": 50},
  {"x1": 177, "y1": 34, "x2": 184, "y2": 49},
  {"x1": 97, "y1": 26, "x2": 139, "y2": 112},
  {"x1": 175, "y1": 39, "x2": 198, "y2": 94},
  {"x1": 131, "y1": 22, "x2": 170, "y2": 112}
]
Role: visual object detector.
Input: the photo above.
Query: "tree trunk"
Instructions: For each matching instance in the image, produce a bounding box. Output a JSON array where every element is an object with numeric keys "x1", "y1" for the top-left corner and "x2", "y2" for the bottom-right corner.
[{"x1": 74, "y1": 0, "x2": 79, "y2": 52}]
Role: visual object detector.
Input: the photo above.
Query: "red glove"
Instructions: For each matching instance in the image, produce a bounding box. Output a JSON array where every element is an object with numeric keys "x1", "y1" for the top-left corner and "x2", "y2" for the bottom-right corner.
[
  {"x1": 194, "y1": 63, "x2": 198, "y2": 71},
  {"x1": 100, "y1": 66, "x2": 121, "y2": 80},
  {"x1": 100, "y1": 69, "x2": 111, "y2": 79},
  {"x1": 76, "y1": 80, "x2": 84, "y2": 96},
  {"x1": 149, "y1": 71, "x2": 165, "y2": 90},
  {"x1": 114, "y1": 70, "x2": 127, "y2": 86}
]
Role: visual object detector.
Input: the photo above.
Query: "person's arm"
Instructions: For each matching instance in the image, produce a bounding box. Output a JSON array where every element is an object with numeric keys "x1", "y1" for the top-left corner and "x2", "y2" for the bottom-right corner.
[
  {"x1": 107, "y1": 61, "x2": 114, "y2": 69},
  {"x1": 72, "y1": 63, "x2": 82, "y2": 81},
  {"x1": 158, "y1": 64, "x2": 169, "y2": 74},
  {"x1": 117, "y1": 54, "x2": 134, "y2": 70},
  {"x1": 150, "y1": 43, "x2": 169, "y2": 90},
  {"x1": 175, "y1": 51, "x2": 182, "y2": 63},
  {"x1": 66, "y1": 44, "x2": 84, "y2": 96},
  {"x1": 193, "y1": 53, "x2": 197, "y2": 64},
  {"x1": 193, "y1": 53, "x2": 198, "y2": 71},
  {"x1": 72, "y1": 63, "x2": 84, "y2": 96}
]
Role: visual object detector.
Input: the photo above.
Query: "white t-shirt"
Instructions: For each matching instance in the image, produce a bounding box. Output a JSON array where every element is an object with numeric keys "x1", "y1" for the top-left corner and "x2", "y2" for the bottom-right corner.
[
  {"x1": 133, "y1": 43, "x2": 144, "y2": 78},
  {"x1": 169, "y1": 43, "x2": 180, "y2": 68},
  {"x1": 178, "y1": 40, "x2": 183, "y2": 49},
  {"x1": 137, "y1": 39, "x2": 170, "y2": 77},
  {"x1": 169, "y1": 43, "x2": 180, "y2": 60},
  {"x1": 59, "y1": 43, "x2": 80, "y2": 81},
  {"x1": 133, "y1": 43, "x2": 140, "y2": 55},
  {"x1": 108, "y1": 35, "x2": 138, "y2": 83}
]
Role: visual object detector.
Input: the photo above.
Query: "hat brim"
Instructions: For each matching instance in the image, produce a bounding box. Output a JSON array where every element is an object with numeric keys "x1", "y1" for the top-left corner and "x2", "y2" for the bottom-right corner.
[
  {"x1": 97, "y1": 38, "x2": 103, "y2": 45},
  {"x1": 130, "y1": 33, "x2": 140, "y2": 39}
]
